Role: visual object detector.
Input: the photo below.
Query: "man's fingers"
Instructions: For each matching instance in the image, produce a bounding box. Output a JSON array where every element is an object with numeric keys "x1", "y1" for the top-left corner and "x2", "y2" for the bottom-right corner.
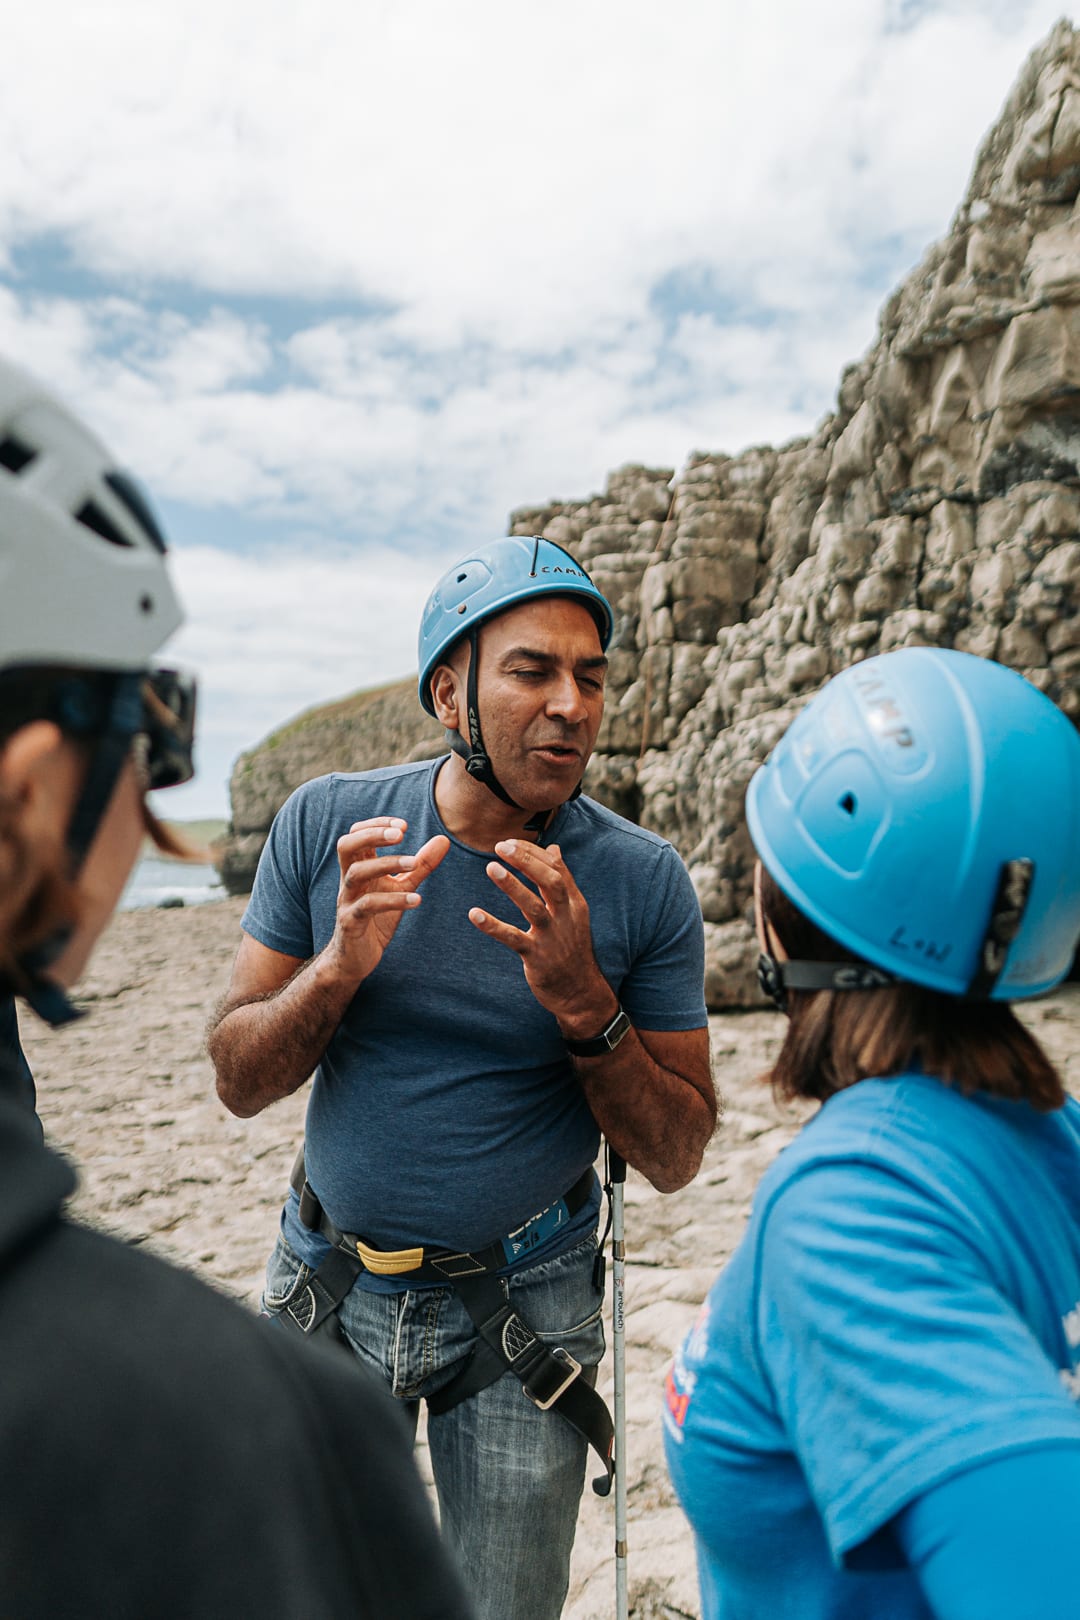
[
  {"x1": 341, "y1": 853, "x2": 417, "y2": 892},
  {"x1": 338, "y1": 829, "x2": 447, "y2": 890},
  {"x1": 337, "y1": 819, "x2": 407, "y2": 874},
  {"x1": 493, "y1": 839, "x2": 570, "y2": 905},
  {"x1": 468, "y1": 908, "x2": 527, "y2": 952},
  {"x1": 486, "y1": 862, "x2": 547, "y2": 924},
  {"x1": 403, "y1": 834, "x2": 451, "y2": 884},
  {"x1": 493, "y1": 838, "x2": 559, "y2": 874},
  {"x1": 343, "y1": 890, "x2": 422, "y2": 920}
]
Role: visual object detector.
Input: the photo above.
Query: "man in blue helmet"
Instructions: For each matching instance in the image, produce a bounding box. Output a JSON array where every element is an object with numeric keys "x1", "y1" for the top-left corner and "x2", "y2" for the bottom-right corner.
[{"x1": 209, "y1": 535, "x2": 716, "y2": 1620}]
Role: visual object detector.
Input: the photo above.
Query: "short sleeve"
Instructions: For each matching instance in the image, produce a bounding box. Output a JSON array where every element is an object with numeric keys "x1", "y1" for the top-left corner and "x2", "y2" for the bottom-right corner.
[
  {"x1": 896, "y1": 1446, "x2": 1080, "y2": 1620},
  {"x1": 619, "y1": 846, "x2": 706, "y2": 1030},
  {"x1": 755, "y1": 1159, "x2": 1080, "y2": 1564},
  {"x1": 241, "y1": 780, "x2": 328, "y2": 959}
]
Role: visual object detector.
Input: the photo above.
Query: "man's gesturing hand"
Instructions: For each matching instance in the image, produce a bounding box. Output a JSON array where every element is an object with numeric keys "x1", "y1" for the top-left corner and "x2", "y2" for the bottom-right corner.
[
  {"x1": 469, "y1": 840, "x2": 617, "y2": 1034},
  {"x1": 327, "y1": 818, "x2": 449, "y2": 985}
]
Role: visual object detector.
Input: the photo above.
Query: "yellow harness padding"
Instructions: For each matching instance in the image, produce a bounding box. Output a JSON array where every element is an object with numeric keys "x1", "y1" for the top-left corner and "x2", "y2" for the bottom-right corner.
[{"x1": 355, "y1": 1239, "x2": 425, "y2": 1276}]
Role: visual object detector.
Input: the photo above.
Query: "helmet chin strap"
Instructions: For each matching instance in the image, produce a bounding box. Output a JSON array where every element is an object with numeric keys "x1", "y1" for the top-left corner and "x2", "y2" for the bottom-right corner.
[
  {"x1": 756, "y1": 952, "x2": 897, "y2": 1013},
  {"x1": 446, "y1": 627, "x2": 582, "y2": 835}
]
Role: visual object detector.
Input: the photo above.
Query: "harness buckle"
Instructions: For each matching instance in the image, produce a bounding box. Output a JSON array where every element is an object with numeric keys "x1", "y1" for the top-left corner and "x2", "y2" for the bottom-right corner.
[{"x1": 524, "y1": 1346, "x2": 582, "y2": 1411}]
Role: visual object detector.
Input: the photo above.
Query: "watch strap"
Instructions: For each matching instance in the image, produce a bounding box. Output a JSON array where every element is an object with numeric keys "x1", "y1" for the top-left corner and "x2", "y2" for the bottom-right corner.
[{"x1": 563, "y1": 1005, "x2": 632, "y2": 1058}]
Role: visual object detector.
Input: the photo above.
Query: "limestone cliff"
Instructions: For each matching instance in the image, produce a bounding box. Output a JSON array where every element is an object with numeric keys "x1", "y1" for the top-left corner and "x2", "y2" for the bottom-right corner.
[{"x1": 217, "y1": 22, "x2": 1080, "y2": 1005}]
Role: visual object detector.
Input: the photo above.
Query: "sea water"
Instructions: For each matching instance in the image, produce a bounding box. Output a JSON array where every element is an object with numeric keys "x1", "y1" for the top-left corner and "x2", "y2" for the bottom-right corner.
[{"x1": 119, "y1": 855, "x2": 225, "y2": 911}]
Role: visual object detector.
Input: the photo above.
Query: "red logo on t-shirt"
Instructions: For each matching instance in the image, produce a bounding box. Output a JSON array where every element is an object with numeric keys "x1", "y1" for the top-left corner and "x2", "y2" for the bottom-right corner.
[{"x1": 664, "y1": 1365, "x2": 690, "y2": 1427}]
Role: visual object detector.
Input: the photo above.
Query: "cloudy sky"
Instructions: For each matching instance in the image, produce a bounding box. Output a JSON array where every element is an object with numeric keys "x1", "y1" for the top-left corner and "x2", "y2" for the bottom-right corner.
[{"x1": 0, "y1": 0, "x2": 1067, "y2": 817}]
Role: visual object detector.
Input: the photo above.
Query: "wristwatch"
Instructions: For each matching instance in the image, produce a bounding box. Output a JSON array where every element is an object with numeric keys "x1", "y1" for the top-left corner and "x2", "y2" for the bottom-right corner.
[{"x1": 563, "y1": 1005, "x2": 632, "y2": 1058}]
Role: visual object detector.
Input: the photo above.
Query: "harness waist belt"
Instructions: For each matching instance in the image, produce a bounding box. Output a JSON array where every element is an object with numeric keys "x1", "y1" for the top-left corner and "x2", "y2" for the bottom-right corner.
[{"x1": 288, "y1": 1154, "x2": 595, "y2": 1283}]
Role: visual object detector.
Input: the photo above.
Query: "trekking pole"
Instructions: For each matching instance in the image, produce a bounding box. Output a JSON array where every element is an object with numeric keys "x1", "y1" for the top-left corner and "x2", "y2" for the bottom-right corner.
[{"x1": 609, "y1": 1144, "x2": 629, "y2": 1620}]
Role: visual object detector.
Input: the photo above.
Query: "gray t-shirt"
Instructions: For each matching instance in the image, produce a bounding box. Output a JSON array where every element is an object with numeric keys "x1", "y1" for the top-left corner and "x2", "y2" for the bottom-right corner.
[{"x1": 243, "y1": 758, "x2": 706, "y2": 1265}]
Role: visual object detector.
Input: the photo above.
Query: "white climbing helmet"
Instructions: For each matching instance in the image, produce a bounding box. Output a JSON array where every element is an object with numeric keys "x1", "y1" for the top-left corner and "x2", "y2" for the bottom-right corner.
[{"x1": 0, "y1": 357, "x2": 182, "y2": 672}]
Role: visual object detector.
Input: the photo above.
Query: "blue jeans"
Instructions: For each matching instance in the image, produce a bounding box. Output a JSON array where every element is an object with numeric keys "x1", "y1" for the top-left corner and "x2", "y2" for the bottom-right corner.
[{"x1": 263, "y1": 1231, "x2": 606, "y2": 1620}]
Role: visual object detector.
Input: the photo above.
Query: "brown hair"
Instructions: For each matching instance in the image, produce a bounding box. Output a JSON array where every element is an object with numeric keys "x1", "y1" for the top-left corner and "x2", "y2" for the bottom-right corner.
[{"x1": 759, "y1": 866, "x2": 1065, "y2": 1112}]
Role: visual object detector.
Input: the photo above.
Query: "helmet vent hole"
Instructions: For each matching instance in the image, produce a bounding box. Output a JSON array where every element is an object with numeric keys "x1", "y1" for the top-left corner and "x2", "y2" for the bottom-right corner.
[
  {"x1": 0, "y1": 434, "x2": 37, "y2": 475},
  {"x1": 139, "y1": 595, "x2": 154, "y2": 614},
  {"x1": 104, "y1": 470, "x2": 167, "y2": 555},
  {"x1": 456, "y1": 572, "x2": 468, "y2": 583},
  {"x1": 839, "y1": 792, "x2": 857, "y2": 817},
  {"x1": 457, "y1": 603, "x2": 467, "y2": 614},
  {"x1": 76, "y1": 499, "x2": 134, "y2": 549}
]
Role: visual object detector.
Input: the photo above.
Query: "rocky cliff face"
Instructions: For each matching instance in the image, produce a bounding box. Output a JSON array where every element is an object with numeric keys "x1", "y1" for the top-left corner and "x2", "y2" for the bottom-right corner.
[{"x1": 217, "y1": 22, "x2": 1080, "y2": 1004}]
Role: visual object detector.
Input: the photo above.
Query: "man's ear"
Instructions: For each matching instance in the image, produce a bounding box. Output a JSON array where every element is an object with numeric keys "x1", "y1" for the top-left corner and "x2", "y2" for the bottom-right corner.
[{"x1": 429, "y1": 663, "x2": 463, "y2": 730}]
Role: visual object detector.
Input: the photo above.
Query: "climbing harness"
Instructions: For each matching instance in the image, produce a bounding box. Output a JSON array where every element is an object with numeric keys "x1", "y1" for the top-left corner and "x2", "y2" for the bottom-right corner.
[{"x1": 275, "y1": 1148, "x2": 617, "y2": 1496}]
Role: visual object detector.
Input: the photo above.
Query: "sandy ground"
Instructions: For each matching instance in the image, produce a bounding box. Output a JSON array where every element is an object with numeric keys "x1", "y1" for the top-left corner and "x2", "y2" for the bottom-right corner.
[{"x1": 19, "y1": 899, "x2": 1080, "y2": 1620}]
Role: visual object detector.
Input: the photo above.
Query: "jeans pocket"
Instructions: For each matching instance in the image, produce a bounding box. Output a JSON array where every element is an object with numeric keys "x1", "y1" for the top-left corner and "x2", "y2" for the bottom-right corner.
[
  {"x1": 538, "y1": 1300, "x2": 606, "y2": 1370},
  {"x1": 261, "y1": 1232, "x2": 311, "y2": 1314},
  {"x1": 509, "y1": 1238, "x2": 606, "y2": 1368}
]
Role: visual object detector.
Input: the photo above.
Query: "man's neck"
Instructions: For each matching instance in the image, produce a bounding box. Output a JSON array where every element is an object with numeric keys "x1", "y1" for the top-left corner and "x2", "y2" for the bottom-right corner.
[{"x1": 433, "y1": 755, "x2": 561, "y2": 851}]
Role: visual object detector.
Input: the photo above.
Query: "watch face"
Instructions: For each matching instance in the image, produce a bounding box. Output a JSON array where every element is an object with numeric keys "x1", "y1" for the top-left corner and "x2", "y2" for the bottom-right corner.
[
  {"x1": 564, "y1": 1006, "x2": 630, "y2": 1056},
  {"x1": 605, "y1": 1010, "x2": 631, "y2": 1049}
]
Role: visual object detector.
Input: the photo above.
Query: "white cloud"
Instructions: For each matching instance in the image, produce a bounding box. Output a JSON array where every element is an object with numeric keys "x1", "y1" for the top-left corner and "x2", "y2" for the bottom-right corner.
[
  {"x1": 0, "y1": 1, "x2": 1064, "y2": 348},
  {"x1": 155, "y1": 541, "x2": 447, "y2": 820}
]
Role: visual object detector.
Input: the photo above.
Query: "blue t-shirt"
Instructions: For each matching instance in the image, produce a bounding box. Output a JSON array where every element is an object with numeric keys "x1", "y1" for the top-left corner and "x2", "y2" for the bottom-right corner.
[
  {"x1": 663, "y1": 1073, "x2": 1080, "y2": 1620},
  {"x1": 243, "y1": 758, "x2": 706, "y2": 1283}
]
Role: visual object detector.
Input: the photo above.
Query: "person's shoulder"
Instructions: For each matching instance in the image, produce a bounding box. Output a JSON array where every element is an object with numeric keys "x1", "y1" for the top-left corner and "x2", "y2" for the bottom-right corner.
[
  {"x1": 755, "y1": 1075, "x2": 995, "y2": 1227},
  {"x1": 1059, "y1": 1096, "x2": 1080, "y2": 1139},
  {"x1": 319, "y1": 758, "x2": 442, "y2": 810},
  {"x1": 328, "y1": 757, "x2": 443, "y2": 789},
  {"x1": 288, "y1": 757, "x2": 437, "y2": 801},
  {"x1": 2, "y1": 1219, "x2": 472, "y2": 1620},
  {"x1": 277, "y1": 759, "x2": 441, "y2": 824},
  {"x1": 568, "y1": 794, "x2": 678, "y2": 854},
  {"x1": 756, "y1": 1079, "x2": 922, "y2": 1197}
]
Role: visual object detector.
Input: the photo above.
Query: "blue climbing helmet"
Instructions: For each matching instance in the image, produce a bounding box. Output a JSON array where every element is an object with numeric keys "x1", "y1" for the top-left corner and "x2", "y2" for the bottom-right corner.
[
  {"x1": 418, "y1": 535, "x2": 613, "y2": 715},
  {"x1": 746, "y1": 647, "x2": 1080, "y2": 1001},
  {"x1": 417, "y1": 535, "x2": 614, "y2": 809}
]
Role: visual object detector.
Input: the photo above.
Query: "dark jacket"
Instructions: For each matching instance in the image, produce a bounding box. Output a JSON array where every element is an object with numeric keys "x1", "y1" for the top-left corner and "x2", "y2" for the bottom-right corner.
[
  {"x1": 0, "y1": 993, "x2": 34, "y2": 1110},
  {"x1": 0, "y1": 1059, "x2": 472, "y2": 1619}
]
